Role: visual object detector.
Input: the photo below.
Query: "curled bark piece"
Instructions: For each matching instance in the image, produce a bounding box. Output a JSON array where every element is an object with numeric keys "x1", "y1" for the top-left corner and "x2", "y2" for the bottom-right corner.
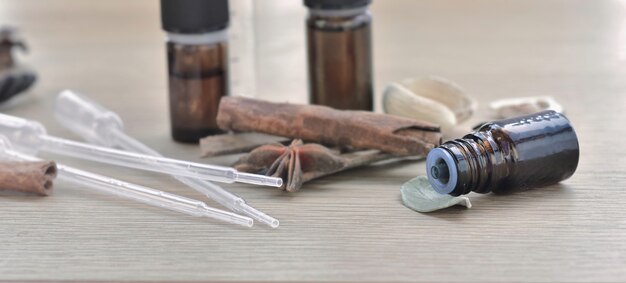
[
  {"x1": 234, "y1": 139, "x2": 392, "y2": 192},
  {"x1": 0, "y1": 161, "x2": 57, "y2": 196},
  {"x1": 217, "y1": 96, "x2": 441, "y2": 156}
]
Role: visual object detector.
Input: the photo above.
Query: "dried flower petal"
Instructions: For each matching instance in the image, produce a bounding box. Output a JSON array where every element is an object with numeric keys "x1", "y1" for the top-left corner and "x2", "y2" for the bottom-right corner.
[{"x1": 401, "y1": 176, "x2": 471, "y2": 212}]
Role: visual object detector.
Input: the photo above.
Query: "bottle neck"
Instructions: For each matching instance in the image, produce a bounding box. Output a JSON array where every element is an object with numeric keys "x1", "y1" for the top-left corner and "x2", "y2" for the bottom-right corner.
[
  {"x1": 308, "y1": 6, "x2": 369, "y2": 18},
  {"x1": 307, "y1": 7, "x2": 371, "y2": 31},
  {"x1": 427, "y1": 130, "x2": 509, "y2": 196},
  {"x1": 166, "y1": 29, "x2": 228, "y2": 46}
]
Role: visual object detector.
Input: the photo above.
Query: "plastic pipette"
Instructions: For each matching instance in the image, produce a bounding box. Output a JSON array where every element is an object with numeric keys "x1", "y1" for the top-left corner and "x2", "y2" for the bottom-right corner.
[
  {"x1": 0, "y1": 136, "x2": 253, "y2": 227},
  {"x1": 0, "y1": 113, "x2": 282, "y2": 188},
  {"x1": 54, "y1": 90, "x2": 279, "y2": 228}
]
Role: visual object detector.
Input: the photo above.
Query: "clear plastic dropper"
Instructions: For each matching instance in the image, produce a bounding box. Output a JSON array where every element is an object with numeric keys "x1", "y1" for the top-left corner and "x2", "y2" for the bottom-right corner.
[
  {"x1": 54, "y1": 90, "x2": 279, "y2": 228},
  {"x1": 0, "y1": 137, "x2": 253, "y2": 227},
  {"x1": 0, "y1": 113, "x2": 283, "y2": 188}
]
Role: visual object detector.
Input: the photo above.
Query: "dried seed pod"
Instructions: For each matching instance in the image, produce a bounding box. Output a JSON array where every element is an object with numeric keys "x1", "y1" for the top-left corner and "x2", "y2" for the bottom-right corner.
[
  {"x1": 234, "y1": 139, "x2": 392, "y2": 192},
  {"x1": 0, "y1": 26, "x2": 36, "y2": 104},
  {"x1": 382, "y1": 76, "x2": 477, "y2": 132},
  {"x1": 0, "y1": 68, "x2": 37, "y2": 103}
]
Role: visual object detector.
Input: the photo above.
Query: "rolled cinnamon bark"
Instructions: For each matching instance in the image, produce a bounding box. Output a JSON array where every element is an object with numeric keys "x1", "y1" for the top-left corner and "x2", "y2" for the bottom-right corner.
[
  {"x1": 216, "y1": 96, "x2": 442, "y2": 156},
  {"x1": 0, "y1": 161, "x2": 57, "y2": 196}
]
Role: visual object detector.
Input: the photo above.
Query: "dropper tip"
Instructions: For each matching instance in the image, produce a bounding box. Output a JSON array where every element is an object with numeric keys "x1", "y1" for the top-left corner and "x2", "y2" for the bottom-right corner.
[
  {"x1": 243, "y1": 218, "x2": 254, "y2": 228},
  {"x1": 240, "y1": 203, "x2": 280, "y2": 228},
  {"x1": 275, "y1": 178, "x2": 283, "y2": 187},
  {"x1": 269, "y1": 219, "x2": 280, "y2": 229},
  {"x1": 227, "y1": 215, "x2": 254, "y2": 228},
  {"x1": 236, "y1": 172, "x2": 283, "y2": 188},
  {"x1": 203, "y1": 205, "x2": 254, "y2": 228}
]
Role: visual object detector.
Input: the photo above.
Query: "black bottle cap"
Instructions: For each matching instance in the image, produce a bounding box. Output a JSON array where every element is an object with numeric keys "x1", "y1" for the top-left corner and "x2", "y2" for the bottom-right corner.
[
  {"x1": 304, "y1": 0, "x2": 371, "y2": 10},
  {"x1": 161, "y1": 0, "x2": 229, "y2": 34}
]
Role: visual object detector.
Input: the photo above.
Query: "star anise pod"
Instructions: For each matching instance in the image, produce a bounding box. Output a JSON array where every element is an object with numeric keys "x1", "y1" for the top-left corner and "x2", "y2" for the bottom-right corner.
[{"x1": 234, "y1": 139, "x2": 390, "y2": 192}]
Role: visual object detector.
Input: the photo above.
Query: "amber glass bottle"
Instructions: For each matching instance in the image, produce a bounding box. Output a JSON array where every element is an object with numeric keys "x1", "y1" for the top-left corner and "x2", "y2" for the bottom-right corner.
[
  {"x1": 161, "y1": 0, "x2": 229, "y2": 143},
  {"x1": 427, "y1": 111, "x2": 580, "y2": 196},
  {"x1": 305, "y1": 0, "x2": 373, "y2": 111}
]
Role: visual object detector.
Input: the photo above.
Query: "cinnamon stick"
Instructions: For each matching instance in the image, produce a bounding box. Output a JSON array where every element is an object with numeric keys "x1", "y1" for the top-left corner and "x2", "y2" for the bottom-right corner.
[
  {"x1": 0, "y1": 161, "x2": 57, "y2": 196},
  {"x1": 217, "y1": 96, "x2": 442, "y2": 156}
]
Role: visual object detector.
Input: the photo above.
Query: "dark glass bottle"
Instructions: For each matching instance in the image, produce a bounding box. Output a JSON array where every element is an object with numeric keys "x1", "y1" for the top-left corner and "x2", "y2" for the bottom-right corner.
[
  {"x1": 161, "y1": 0, "x2": 229, "y2": 143},
  {"x1": 305, "y1": 0, "x2": 373, "y2": 111},
  {"x1": 426, "y1": 111, "x2": 580, "y2": 196}
]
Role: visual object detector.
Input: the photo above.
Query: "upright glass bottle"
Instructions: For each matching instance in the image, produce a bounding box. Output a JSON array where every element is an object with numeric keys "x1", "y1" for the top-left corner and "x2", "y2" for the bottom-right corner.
[
  {"x1": 161, "y1": 0, "x2": 229, "y2": 143},
  {"x1": 305, "y1": 0, "x2": 373, "y2": 111}
]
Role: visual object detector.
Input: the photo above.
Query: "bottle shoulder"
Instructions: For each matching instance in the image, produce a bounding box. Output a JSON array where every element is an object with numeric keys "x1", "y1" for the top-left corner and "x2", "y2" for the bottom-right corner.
[{"x1": 307, "y1": 12, "x2": 371, "y2": 31}]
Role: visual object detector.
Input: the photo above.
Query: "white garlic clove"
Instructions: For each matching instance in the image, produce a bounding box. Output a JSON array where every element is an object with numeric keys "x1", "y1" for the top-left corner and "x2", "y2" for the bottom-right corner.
[
  {"x1": 488, "y1": 96, "x2": 564, "y2": 119},
  {"x1": 383, "y1": 82, "x2": 457, "y2": 131},
  {"x1": 399, "y1": 76, "x2": 476, "y2": 123},
  {"x1": 382, "y1": 76, "x2": 477, "y2": 132}
]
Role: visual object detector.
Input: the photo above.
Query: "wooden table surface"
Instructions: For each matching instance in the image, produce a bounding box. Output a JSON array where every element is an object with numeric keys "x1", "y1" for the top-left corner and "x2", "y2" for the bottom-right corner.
[{"x1": 1, "y1": 0, "x2": 625, "y2": 282}]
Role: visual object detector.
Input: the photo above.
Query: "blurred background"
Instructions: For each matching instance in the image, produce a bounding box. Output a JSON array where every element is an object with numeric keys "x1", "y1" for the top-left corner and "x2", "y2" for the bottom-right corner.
[
  {"x1": 2, "y1": 0, "x2": 624, "y2": 108},
  {"x1": 1, "y1": 0, "x2": 626, "y2": 281}
]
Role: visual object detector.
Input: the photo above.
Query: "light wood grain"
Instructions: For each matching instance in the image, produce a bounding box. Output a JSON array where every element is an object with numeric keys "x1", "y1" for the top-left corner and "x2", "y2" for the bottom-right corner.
[{"x1": 1, "y1": 0, "x2": 625, "y2": 282}]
